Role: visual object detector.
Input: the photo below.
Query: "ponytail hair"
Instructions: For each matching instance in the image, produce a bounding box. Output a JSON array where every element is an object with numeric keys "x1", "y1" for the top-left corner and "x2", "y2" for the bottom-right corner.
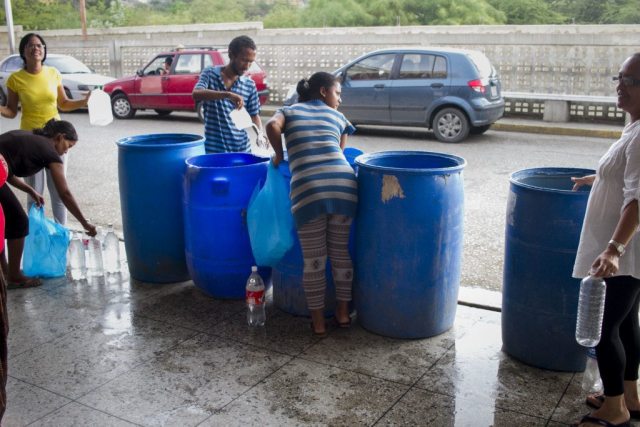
[
  {"x1": 32, "y1": 119, "x2": 78, "y2": 141},
  {"x1": 296, "y1": 71, "x2": 338, "y2": 103}
]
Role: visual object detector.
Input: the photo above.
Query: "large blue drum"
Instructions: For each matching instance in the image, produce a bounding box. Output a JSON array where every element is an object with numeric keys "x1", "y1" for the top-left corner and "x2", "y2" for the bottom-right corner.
[
  {"x1": 502, "y1": 167, "x2": 593, "y2": 372},
  {"x1": 183, "y1": 153, "x2": 269, "y2": 299},
  {"x1": 355, "y1": 151, "x2": 466, "y2": 339},
  {"x1": 117, "y1": 133, "x2": 205, "y2": 283}
]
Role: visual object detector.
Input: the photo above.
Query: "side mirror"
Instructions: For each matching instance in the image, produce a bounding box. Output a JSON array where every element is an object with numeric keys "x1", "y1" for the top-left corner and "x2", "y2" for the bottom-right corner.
[{"x1": 136, "y1": 69, "x2": 143, "y2": 77}]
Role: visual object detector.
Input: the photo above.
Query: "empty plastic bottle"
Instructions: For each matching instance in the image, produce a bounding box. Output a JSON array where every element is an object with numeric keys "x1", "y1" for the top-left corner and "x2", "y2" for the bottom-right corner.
[
  {"x1": 86, "y1": 233, "x2": 104, "y2": 277},
  {"x1": 246, "y1": 266, "x2": 266, "y2": 326},
  {"x1": 88, "y1": 88, "x2": 113, "y2": 126},
  {"x1": 68, "y1": 232, "x2": 86, "y2": 280},
  {"x1": 102, "y1": 224, "x2": 121, "y2": 273},
  {"x1": 576, "y1": 275, "x2": 606, "y2": 347},
  {"x1": 582, "y1": 347, "x2": 603, "y2": 393}
]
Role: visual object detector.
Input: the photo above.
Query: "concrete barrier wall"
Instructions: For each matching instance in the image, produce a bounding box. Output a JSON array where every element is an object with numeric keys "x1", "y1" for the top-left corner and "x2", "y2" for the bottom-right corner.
[{"x1": 0, "y1": 23, "x2": 636, "y2": 106}]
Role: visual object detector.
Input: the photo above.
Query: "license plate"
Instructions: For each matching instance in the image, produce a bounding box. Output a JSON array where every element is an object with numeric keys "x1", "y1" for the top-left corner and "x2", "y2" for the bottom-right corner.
[{"x1": 490, "y1": 86, "x2": 498, "y2": 98}]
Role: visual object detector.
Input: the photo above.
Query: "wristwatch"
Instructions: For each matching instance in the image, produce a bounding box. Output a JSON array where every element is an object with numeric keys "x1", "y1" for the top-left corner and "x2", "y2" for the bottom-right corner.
[{"x1": 608, "y1": 239, "x2": 626, "y2": 256}]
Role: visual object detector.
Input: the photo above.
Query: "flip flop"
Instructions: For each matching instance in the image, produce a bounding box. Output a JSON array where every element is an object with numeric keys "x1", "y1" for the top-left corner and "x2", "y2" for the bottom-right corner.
[
  {"x1": 7, "y1": 278, "x2": 42, "y2": 290},
  {"x1": 573, "y1": 414, "x2": 631, "y2": 427},
  {"x1": 586, "y1": 394, "x2": 640, "y2": 419}
]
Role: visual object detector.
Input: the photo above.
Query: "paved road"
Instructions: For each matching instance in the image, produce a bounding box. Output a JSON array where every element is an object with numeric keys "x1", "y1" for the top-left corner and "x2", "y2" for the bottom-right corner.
[{"x1": 0, "y1": 110, "x2": 616, "y2": 292}]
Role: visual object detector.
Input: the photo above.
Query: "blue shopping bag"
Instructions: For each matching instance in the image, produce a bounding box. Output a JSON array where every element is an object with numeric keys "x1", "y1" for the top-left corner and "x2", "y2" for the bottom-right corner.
[
  {"x1": 247, "y1": 161, "x2": 295, "y2": 267},
  {"x1": 23, "y1": 205, "x2": 71, "y2": 278}
]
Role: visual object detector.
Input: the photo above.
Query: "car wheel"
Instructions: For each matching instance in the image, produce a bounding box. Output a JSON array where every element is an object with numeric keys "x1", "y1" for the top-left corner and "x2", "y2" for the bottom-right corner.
[
  {"x1": 155, "y1": 109, "x2": 172, "y2": 117},
  {"x1": 196, "y1": 102, "x2": 205, "y2": 123},
  {"x1": 432, "y1": 108, "x2": 469, "y2": 143},
  {"x1": 0, "y1": 89, "x2": 6, "y2": 107},
  {"x1": 112, "y1": 93, "x2": 136, "y2": 119},
  {"x1": 470, "y1": 124, "x2": 491, "y2": 135}
]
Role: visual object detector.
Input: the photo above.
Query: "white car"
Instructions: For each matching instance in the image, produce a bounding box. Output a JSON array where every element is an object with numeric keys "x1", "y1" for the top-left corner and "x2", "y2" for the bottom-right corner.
[{"x1": 0, "y1": 53, "x2": 114, "y2": 106}]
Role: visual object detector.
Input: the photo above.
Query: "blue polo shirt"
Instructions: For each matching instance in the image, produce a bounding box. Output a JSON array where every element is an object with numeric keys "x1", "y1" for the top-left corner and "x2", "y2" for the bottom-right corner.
[{"x1": 194, "y1": 66, "x2": 260, "y2": 153}]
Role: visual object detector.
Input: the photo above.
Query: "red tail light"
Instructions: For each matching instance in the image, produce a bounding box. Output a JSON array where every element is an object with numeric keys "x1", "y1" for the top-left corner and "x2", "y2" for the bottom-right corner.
[{"x1": 468, "y1": 79, "x2": 486, "y2": 94}]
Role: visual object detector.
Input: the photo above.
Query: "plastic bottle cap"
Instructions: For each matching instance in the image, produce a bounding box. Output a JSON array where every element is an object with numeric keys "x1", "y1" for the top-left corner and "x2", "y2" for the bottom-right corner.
[{"x1": 251, "y1": 266, "x2": 258, "y2": 272}]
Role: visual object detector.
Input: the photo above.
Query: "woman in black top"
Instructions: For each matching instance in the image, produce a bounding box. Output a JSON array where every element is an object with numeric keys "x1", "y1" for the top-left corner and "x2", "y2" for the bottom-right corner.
[{"x1": 0, "y1": 119, "x2": 96, "y2": 288}]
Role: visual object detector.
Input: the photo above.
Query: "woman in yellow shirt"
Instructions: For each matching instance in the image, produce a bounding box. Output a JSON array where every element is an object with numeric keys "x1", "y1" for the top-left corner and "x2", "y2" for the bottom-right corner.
[{"x1": 0, "y1": 33, "x2": 88, "y2": 226}]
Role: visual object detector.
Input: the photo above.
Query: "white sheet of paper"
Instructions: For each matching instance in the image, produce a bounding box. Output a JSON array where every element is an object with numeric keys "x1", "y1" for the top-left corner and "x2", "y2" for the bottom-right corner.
[{"x1": 229, "y1": 108, "x2": 253, "y2": 130}]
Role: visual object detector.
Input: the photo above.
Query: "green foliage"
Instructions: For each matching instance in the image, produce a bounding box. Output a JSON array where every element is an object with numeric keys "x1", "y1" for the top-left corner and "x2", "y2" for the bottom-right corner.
[
  {"x1": 403, "y1": 0, "x2": 507, "y2": 25},
  {"x1": 263, "y1": 3, "x2": 302, "y2": 28},
  {"x1": 300, "y1": 0, "x2": 374, "y2": 27},
  {"x1": 489, "y1": 0, "x2": 566, "y2": 24}
]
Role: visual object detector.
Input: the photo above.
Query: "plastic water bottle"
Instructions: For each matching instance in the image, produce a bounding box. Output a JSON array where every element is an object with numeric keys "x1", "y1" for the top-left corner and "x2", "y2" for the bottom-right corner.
[
  {"x1": 86, "y1": 233, "x2": 104, "y2": 277},
  {"x1": 88, "y1": 88, "x2": 113, "y2": 126},
  {"x1": 246, "y1": 266, "x2": 266, "y2": 326},
  {"x1": 576, "y1": 275, "x2": 606, "y2": 347},
  {"x1": 582, "y1": 347, "x2": 603, "y2": 393},
  {"x1": 102, "y1": 224, "x2": 120, "y2": 273},
  {"x1": 68, "y1": 232, "x2": 86, "y2": 280}
]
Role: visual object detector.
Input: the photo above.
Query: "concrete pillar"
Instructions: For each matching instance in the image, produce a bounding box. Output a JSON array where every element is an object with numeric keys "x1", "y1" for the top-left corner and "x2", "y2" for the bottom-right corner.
[{"x1": 543, "y1": 100, "x2": 570, "y2": 122}]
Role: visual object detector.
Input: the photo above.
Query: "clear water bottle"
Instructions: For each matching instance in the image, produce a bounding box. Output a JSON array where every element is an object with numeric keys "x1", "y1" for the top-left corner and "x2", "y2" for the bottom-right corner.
[
  {"x1": 246, "y1": 266, "x2": 266, "y2": 326},
  {"x1": 576, "y1": 275, "x2": 606, "y2": 347},
  {"x1": 582, "y1": 347, "x2": 603, "y2": 393},
  {"x1": 102, "y1": 224, "x2": 121, "y2": 273},
  {"x1": 86, "y1": 233, "x2": 104, "y2": 277},
  {"x1": 68, "y1": 232, "x2": 86, "y2": 280}
]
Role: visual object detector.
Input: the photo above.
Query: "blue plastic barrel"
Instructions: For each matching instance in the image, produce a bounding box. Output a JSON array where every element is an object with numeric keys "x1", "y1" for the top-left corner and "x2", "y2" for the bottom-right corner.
[
  {"x1": 184, "y1": 153, "x2": 269, "y2": 299},
  {"x1": 272, "y1": 148, "x2": 361, "y2": 317},
  {"x1": 117, "y1": 133, "x2": 205, "y2": 283},
  {"x1": 502, "y1": 167, "x2": 593, "y2": 372},
  {"x1": 354, "y1": 151, "x2": 466, "y2": 339}
]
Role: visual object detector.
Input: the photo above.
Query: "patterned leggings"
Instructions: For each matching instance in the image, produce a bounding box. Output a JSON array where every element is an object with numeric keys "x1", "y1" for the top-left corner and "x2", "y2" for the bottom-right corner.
[{"x1": 297, "y1": 214, "x2": 353, "y2": 311}]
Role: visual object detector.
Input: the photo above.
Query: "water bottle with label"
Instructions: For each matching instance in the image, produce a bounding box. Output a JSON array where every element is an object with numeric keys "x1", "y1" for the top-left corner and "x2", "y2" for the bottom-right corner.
[
  {"x1": 67, "y1": 232, "x2": 86, "y2": 280},
  {"x1": 576, "y1": 275, "x2": 606, "y2": 347},
  {"x1": 582, "y1": 347, "x2": 603, "y2": 393},
  {"x1": 246, "y1": 266, "x2": 266, "y2": 326},
  {"x1": 102, "y1": 224, "x2": 120, "y2": 273}
]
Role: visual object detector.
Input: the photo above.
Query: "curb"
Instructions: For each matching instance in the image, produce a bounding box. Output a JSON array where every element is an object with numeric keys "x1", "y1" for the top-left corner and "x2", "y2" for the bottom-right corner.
[{"x1": 260, "y1": 106, "x2": 620, "y2": 139}]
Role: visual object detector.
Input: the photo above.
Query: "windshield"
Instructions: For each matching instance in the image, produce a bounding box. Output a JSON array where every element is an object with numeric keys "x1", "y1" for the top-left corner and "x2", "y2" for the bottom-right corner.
[
  {"x1": 46, "y1": 56, "x2": 92, "y2": 74},
  {"x1": 466, "y1": 51, "x2": 494, "y2": 79}
]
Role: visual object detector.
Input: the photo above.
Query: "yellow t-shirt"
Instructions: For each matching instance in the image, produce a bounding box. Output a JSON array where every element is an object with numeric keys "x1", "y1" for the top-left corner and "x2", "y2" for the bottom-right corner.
[{"x1": 7, "y1": 66, "x2": 61, "y2": 130}]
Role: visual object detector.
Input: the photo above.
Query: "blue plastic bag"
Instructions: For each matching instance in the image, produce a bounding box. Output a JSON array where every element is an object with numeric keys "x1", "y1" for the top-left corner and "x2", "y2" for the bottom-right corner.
[
  {"x1": 247, "y1": 161, "x2": 295, "y2": 267},
  {"x1": 23, "y1": 205, "x2": 71, "y2": 278}
]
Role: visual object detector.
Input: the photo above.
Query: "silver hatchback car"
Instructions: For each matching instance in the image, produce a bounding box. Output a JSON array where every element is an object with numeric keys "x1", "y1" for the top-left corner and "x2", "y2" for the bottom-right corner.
[{"x1": 0, "y1": 53, "x2": 114, "y2": 106}]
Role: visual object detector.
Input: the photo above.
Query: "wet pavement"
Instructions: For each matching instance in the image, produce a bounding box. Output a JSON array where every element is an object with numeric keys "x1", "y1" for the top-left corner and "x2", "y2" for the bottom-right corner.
[{"x1": 3, "y1": 256, "x2": 629, "y2": 427}]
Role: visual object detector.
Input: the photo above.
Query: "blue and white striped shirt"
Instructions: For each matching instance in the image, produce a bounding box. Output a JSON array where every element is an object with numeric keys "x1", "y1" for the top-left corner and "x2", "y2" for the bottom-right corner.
[
  {"x1": 281, "y1": 99, "x2": 357, "y2": 227},
  {"x1": 194, "y1": 66, "x2": 260, "y2": 153}
]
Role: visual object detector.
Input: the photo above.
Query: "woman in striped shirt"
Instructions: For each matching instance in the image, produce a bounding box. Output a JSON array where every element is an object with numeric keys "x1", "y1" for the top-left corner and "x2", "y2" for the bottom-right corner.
[{"x1": 267, "y1": 72, "x2": 357, "y2": 336}]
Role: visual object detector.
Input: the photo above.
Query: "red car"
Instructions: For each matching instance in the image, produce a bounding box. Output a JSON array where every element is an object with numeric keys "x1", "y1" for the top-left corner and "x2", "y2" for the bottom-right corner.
[{"x1": 103, "y1": 47, "x2": 269, "y2": 121}]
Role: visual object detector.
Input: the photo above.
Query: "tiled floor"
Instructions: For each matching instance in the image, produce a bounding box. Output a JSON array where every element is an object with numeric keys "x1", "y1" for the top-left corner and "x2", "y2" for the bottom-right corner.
[{"x1": 2, "y1": 263, "x2": 628, "y2": 426}]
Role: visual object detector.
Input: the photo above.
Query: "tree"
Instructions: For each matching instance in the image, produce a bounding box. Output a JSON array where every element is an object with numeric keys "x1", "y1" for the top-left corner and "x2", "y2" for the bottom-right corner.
[
  {"x1": 264, "y1": 3, "x2": 302, "y2": 28},
  {"x1": 489, "y1": 0, "x2": 566, "y2": 24},
  {"x1": 361, "y1": 0, "x2": 421, "y2": 26},
  {"x1": 300, "y1": 0, "x2": 374, "y2": 27},
  {"x1": 403, "y1": 0, "x2": 507, "y2": 25}
]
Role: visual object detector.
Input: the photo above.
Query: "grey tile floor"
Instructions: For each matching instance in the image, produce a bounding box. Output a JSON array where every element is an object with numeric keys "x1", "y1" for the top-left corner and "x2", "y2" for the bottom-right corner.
[{"x1": 2, "y1": 261, "x2": 628, "y2": 427}]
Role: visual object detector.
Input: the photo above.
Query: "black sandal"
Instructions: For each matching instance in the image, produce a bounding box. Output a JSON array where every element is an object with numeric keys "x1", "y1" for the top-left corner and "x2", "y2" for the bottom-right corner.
[{"x1": 586, "y1": 394, "x2": 640, "y2": 419}]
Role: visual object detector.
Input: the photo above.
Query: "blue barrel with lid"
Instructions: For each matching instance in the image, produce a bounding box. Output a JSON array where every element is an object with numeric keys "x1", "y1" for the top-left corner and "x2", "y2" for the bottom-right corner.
[
  {"x1": 354, "y1": 151, "x2": 466, "y2": 339},
  {"x1": 502, "y1": 167, "x2": 593, "y2": 371},
  {"x1": 184, "y1": 153, "x2": 270, "y2": 298},
  {"x1": 117, "y1": 133, "x2": 205, "y2": 283}
]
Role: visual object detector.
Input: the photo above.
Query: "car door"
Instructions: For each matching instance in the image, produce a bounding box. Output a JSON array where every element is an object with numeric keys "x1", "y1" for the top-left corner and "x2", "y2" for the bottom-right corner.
[
  {"x1": 133, "y1": 55, "x2": 169, "y2": 108},
  {"x1": 389, "y1": 53, "x2": 449, "y2": 125},
  {"x1": 339, "y1": 53, "x2": 396, "y2": 124},
  {"x1": 164, "y1": 53, "x2": 205, "y2": 109}
]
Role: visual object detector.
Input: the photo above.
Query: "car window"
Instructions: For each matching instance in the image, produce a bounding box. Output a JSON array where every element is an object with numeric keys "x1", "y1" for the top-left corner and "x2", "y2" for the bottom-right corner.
[
  {"x1": 2, "y1": 56, "x2": 23, "y2": 72},
  {"x1": 203, "y1": 54, "x2": 213, "y2": 69},
  {"x1": 143, "y1": 56, "x2": 170, "y2": 76},
  {"x1": 346, "y1": 54, "x2": 395, "y2": 81},
  {"x1": 433, "y1": 56, "x2": 447, "y2": 78},
  {"x1": 46, "y1": 56, "x2": 92, "y2": 74},
  {"x1": 174, "y1": 54, "x2": 202, "y2": 75},
  {"x1": 466, "y1": 51, "x2": 493, "y2": 79},
  {"x1": 399, "y1": 54, "x2": 442, "y2": 79}
]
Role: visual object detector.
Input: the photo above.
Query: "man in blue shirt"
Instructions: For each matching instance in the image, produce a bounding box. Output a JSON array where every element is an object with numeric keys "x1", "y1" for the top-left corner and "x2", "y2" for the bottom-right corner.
[{"x1": 192, "y1": 36, "x2": 262, "y2": 153}]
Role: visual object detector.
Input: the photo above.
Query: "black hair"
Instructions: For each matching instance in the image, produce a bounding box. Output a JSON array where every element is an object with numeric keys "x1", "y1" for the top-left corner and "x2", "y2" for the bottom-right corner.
[
  {"x1": 165, "y1": 56, "x2": 173, "y2": 65},
  {"x1": 228, "y1": 35, "x2": 256, "y2": 57},
  {"x1": 296, "y1": 72, "x2": 339, "y2": 103},
  {"x1": 32, "y1": 119, "x2": 78, "y2": 141},
  {"x1": 18, "y1": 33, "x2": 47, "y2": 67}
]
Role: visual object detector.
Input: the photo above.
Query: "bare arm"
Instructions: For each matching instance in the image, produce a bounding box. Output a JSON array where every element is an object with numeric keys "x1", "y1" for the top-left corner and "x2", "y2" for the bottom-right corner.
[
  {"x1": 56, "y1": 85, "x2": 89, "y2": 112},
  {"x1": 7, "y1": 175, "x2": 44, "y2": 206},
  {"x1": 48, "y1": 162, "x2": 96, "y2": 236},
  {"x1": 192, "y1": 88, "x2": 244, "y2": 109},
  {"x1": 591, "y1": 199, "x2": 639, "y2": 277},
  {"x1": 0, "y1": 88, "x2": 19, "y2": 118},
  {"x1": 251, "y1": 114, "x2": 263, "y2": 133},
  {"x1": 266, "y1": 112, "x2": 285, "y2": 166},
  {"x1": 571, "y1": 174, "x2": 596, "y2": 191}
]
